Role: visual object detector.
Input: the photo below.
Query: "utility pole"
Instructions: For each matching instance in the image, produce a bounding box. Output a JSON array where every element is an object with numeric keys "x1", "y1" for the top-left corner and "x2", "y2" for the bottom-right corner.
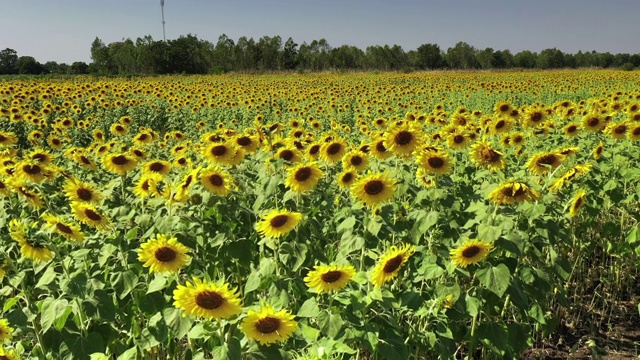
[{"x1": 160, "y1": 0, "x2": 166, "y2": 41}]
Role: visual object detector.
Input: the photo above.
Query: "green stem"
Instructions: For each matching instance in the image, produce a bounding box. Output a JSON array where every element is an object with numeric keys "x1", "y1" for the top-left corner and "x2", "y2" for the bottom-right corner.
[{"x1": 469, "y1": 312, "x2": 479, "y2": 360}]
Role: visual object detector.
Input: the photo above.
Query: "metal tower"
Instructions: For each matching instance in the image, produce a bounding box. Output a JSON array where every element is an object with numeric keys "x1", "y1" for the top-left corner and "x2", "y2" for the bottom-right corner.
[{"x1": 160, "y1": 0, "x2": 166, "y2": 41}]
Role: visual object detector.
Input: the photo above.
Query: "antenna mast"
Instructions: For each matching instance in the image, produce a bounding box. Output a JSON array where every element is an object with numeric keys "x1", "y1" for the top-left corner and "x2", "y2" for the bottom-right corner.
[{"x1": 160, "y1": 0, "x2": 166, "y2": 41}]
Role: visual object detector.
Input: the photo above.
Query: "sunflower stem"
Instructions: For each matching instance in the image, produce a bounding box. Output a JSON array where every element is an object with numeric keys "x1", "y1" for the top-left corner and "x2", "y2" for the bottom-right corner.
[{"x1": 468, "y1": 311, "x2": 478, "y2": 360}]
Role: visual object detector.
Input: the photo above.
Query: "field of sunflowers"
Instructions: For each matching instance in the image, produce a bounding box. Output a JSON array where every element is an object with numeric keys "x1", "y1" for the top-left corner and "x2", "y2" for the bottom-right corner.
[{"x1": 1, "y1": 70, "x2": 640, "y2": 359}]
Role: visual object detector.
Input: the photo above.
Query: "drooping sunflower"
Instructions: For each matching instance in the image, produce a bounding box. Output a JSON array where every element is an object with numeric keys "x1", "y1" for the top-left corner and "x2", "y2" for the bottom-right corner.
[
  {"x1": 350, "y1": 172, "x2": 396, "y2": 207},
  {"x1": 174, "y1": 167, "x2": 200, "y2": 202},
  {"x1": 370, "y1": 243, "x2": 416, "y2": 287},
  {"x1": 469, "y1": 141, "x2": 506, "y2": 171},
  {"x1": 0, "y1": 131, "x2": 18, "y2": 147},
  {"x1": 569, "y1": 189, "x2": 587, "y2": 217},
  {"x1": 450, "y1": 239, "x2": 493, "y2": 268},
  {"x1": 138, "y1": 234, "x2": 191, "y2": 273},
  {"x1": 285, "y1": 162, "x2": 323, "y2": 194},
  {"x1": 582, "y1": 114, "x2": 606, "y2": 132},
  {"x1": 70, "y1": 202, "x2": 110, "y2": 231},
  {"x1": 416, "y1": 150, "x2": 452, "y2": 176},
  {"x1": 488, "y1": 181, "x2": 540, "y2": 205},
  {"x1": 0, "y1": 318, "x2": 15, "y2": 342},
  {"x1": 42, "y1": 213, "x2": 84, "y2": 242},
  {"x1": 63, "y1": 178, "x2": 103, "y2": 204},
  {"x1": 173, "y1": 277, "x2": 242, "y2": 320},
  {"x1": 592, "y1": 142, "x2": 604, "y2": 160},
  {"x1": 416, "y1": 168, "x2": 435, "y2": 188},
  {"x1": 336, "y1": 170, "x2": 357, "y2": 189},
  {"x1": 525, "y1": 151, "x2": 565, "y2": 176},
  {"x1": 14, "y1": 233, "x2": 54, "y2": 263},
  {"x1": 200, "y1": 166, "x2": 233, "y2": 196},
  {"x1": 628, "y1": 123, "x2": 640, "y2": 141},
  {"x1": 255, "y1": 209, "x2": 302, "y2": 238},
  {"x1": 240, "y1": 304, "x2": 297, "y2": 345},
  {"x1": 304, "y1": 263, "x2": 356, "y2": 293},
  {"x1": 102, "y1": 153, "x2": 138, "y2": 176},
  {"x1": 133, "y1": 172, "x2": 163, "y2": 199},
  {"x1": 11, "y1": 181, "x2": 44, "y2": 208},
  {"x1": 320, "y1": 140, "x2": 347, "y2": 164}
]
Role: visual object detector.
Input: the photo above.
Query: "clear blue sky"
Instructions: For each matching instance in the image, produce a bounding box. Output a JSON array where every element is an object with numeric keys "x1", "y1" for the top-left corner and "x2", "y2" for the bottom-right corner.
[{"x1": 1, "y1": 0, "x2": 638, "y2": 64}]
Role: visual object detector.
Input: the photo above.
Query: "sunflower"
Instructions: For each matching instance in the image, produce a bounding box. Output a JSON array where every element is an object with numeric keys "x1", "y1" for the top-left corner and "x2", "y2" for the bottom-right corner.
[
  {"x1": 42, "y1": 213, "x2": 84, "y2": 242},
  {"x1": 133, "y1": 172, "x2": 163, "y2": 199},
  {"x1": 0, "y1": 319, "x2": 14, "y2": 342},
  {"x1": 72, "y1": 152, "x2": 98, "y2": 171},
  {"x1": 240, "y1": 304, "x2": 297, "y2": 345},
  {"x1": 320, "y1": 140, "x2": 346, "y2": 164},
  {"x1": 350, "y1": 172, "x2": 396, "y2": 207},
  {"x1": 522, "y1": 107, "x2": 547, "y2": 128},
  {"x1": 341, "y1": 150, "x2": 369, "y2": 172},
  {"x1": 28, "y1": 130, "x2": 45, "y2": 144},
  {"x1": 202, "y1": 142, "x2": 238, "y2": 165},
  {"x1": 285, "y1": 162, "x2": 323, "y2": 194},
  {"x1": 488, "y1": 181, "x2": 540, "y2": 205},
  {"x1": 70, "y1": 202, "x2": 110, "y2": 231},
  {"x1": 490, "y1": 118, "x2": 513, "y2": 134},
  {"x1": 17, "y1": 235, "x2": 54, "y2": 262},
  {"x1": 47, "y1": 135, "x2": 64, "y2": 149},
  {"x1": 416, "y1": 168, "x2": 435, "y2": 188},
  {"x1": 450, "y1": 239, "x2": 493, "y2": 268},
  {"x1": 336, "y1": 170, "x2": 357, "y2": 189},
  {"x1": 582, "y1": 114, "x2": 606, "y2": 132},
  {"x1": 133, "y1": 132, "x2": 154, "y2": 146},
  {"x1": 494, "y1": 101, "x2": 513, "y2": 117},
  {"x1": 305, "y1": 143, "x2": 322, "y2": 160},
  {"x1": 255, "y1": 209, "x2": 302, "y2": 238},
  {"x1": 384, "y1": 124, "x2": 423, "y2": 156},
  {"x1": 569, "y1": 189, "x2": 587, "y2": 217},
  {"x1": 446, "y1": 131, "x2": 468, "y2": 150},
  {"x1": 173, "y1": 277, "x2": 242, "y2": 320},
  {"x1": 525, "y1": 151, "x2": 565, "y2": 176},
  {"x1": 138, "y1": 234, "x2": 191, "y2": 273},
  {"x1": 11, "y1": 181, "x2": 44, "y2": 208},
  {"x1": 174, "y1": 167, "x2": 200, "y2": 202},
  {"x1": 0, "y1": 132, "x2": 18, "y2": 147},
  {"x1": 63, "y1": 178, "x2": 102, "y2": 204},
  {"x1": 469, "y1": 141, "x2": 506, "y2": 171},
  {"x1": 110, "y1": 123, "x2": 128, "y2": 136},
  {"x1": 142, "y1": 160, "x2": 172, "y2": 177},
  {"x1": 234, "y1": 134, "x2": 259, "y2": 153},
  {"x1": 370, "y1": 243, "x2": 415, "y2": 287},
  {"x1": 102, "y1": 153, "x2": 138, "y2": 176},
  {"x1": 416, "y1": 150, "x2": 452, "y2": 176},
  {"x1": 304, "y1": 263, "x2": 356, "y2": 293},
  {"x1": 593, "y1": 142, "x2": 604, "y2": 160},
  {"x1": 629, "y1": 123, "x2": 640, "y2": 141},
  {"x1": 275, "y1": 147, "x2": 302, "y2": 164},
  {"x1": 26, "y1": 148, "x2": 54, "y2": 165},
  {"x1": 605, "y1": 121, "x2": 628, "y2": 140},
  {"x1": 369, "y1": 137, "x2": 391, "y2": 160},
  {"x1": 200, "y1": 166, "x2": 233, "y2": 196}
]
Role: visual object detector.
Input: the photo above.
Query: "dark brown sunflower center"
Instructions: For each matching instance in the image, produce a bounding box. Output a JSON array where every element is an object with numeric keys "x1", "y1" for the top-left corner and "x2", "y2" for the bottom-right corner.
[
  {"x1": 342, "y1": 172, "x2": 353, "y2": 183},
  {"x1": 427, "y1": 157, "x2": 444, "y2": 168},
  {"x1": 309, "y1": 145, "x2": 320, "y2": 155},
  {"x1": 633, "y1": 127, "x2": 640, "y2": 136},
  {"x1": 375, "y1": 141, "x2": 387, "y2": 152},
  {"x1": 182, "y1": 175, "x2": 193, "y2": 188},
  {"x1": 614, "y1": 125, "x2": 627, "y2": 134},
  {"x1": 178, "y1": 158, "x2": 187, "y2": 165},
  {"x1": 115, "y1": 125, "x2": 124, "y2": 132},
  {"x1": 0, "y1": 135, "x2": 6, "y2": 141},
  {"x1": 255, "y1": 316, "x2": 281, "y2": 334},
  {"x1": 33, "y1": 154, "x2": 48, "y2": 162},
  {"x1": 513, "y1": 136, "x2": 523, "y2": 143},
  {"x1": 383, "y1": 255, "x2": 403, "y2": 273},
  {"x1": 56, "y1": 222, "x2": 73, "y2": 234},
  {"x1": 326, "y1": 143, "x2": 342, "y2": 155},
  {"x1": 77, "y1": 188, "x2": 93, "y2": 201},
  {"x1": 394, "y1": 131, "x2": 413, "y2": 146},
  {"x1": 495, "y1": 120, "x2": 505, "y2": 129},
  {"x1": 211, "y1": 145, "x2": 227, "y2": 156},
  {"x1": 138, "y1": 134, "x2": 148, "y2": 141},
  {"x1": 360, "y1": 145, "x2": 370, "y2": 153},
  {"x1": 84, "y1": 209, "x2": 102, "y2": 221},
  {"x1": 155, "y1": 246, "x2": 177, "y2": 262},
  {"x1": 270, "y1": 215, "x2": 289, "y2": 228},
  {"x1": 499, "y1": 104, "x2": 510, "y2": 112},
  {"x1": 481, "y1": 149, "x2": 501, "y2": 163},
  {"x1": 461, "y1": 245, "x2": 481, "y2": 258},
  {"x1": 294, "y1": 167, "x2": 312, "y2": 182},
  {"x1": 237, "y1": 136, "x2": 252, "y2": 146},
  {"x1": 531, "y1": 112, "x2": 543, "y2": 122},
  {"x1": 80, "y1": 156, "x2": 91, "y2": 165},
  {"x1": 537, "y1": 154, "x2": 557, "y2": 166},
  {"x1": 279, "y1": 150, "x2": 294, "y2": 161},
  {"x1": 111, "y1": 155, "x2": 129, "y2": 165},
  {"x1": 321, "y1": 270, "x2": 343, "y2": 283},
  {"x1": 574, "y1": 197, "x2": 583, "y2": 209},
  {"x1": 209, "y1": 174, "x2": 224, "y2": 186},
  {"x1": 141, "y1": 180, "x2": 151, "y2": 191},
  {"x1": 350, "y1": 156, "x2": 363, "y2": 166},
  {"x1": 453, "y1": 135, "x2": 464, "y2": 144},
  {"x1": 149, "y1": 162, "x2": 165, "y2": 172},
  {"x1": 195, "y1": 291, "x2": 224, "y2": 310},
  {"x1": 596, "y1": 146, "x2": 603, "y2": 155},
  {"x1": 567, "y1": 125, "x2": 577, "y2": 133},
  {"x1": 364, "y1": 180, "x2": 384, "y2": 195},
  {"x1": 587, "y1": 118, "x2": 599, "y2": 127},
  {"x1": 23, "y1": 164, "x2": 42, "y2": 174}
]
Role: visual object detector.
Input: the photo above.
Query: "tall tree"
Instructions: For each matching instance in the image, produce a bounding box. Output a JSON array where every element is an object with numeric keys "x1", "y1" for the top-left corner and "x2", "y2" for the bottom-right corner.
[
  {"x1": 282, "y1": 37, "x2": 298, "y2": 70},
  {"x1": 0, "y1": 48, "x2": 19, "y2": 74},
  {"x1": 415, "y1": 43, "x2": 444, "y2": 69},
  {"x1": 446, "y1": 42, "x2": 478, "y2": 69}
]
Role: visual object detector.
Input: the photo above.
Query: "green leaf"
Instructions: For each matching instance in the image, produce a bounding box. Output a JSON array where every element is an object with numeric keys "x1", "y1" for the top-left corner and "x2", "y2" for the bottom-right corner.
[
  {"x1": 116, "y1": 347, "x2": 138, "y2": 360},
  {"x1": 90, "y1": 354, "x2": 110, "y2": 360},
  {"x1": 477, "y1": 264, "x2": 511, "y2": 298},
  {"x1": 337, "y1": 216, "x2": 356, "y2": 234},
  {"x1": 146, "y1": 274, "x2": 167, "y2": 294},
  {"x1": 40, "y1": 298, "x2": 70, "y2": 333},
  {"x1": 297, "y1": 298, "x2": 320, "y2": 318},
  {"x1": 299, "y1": 322, "x2": 320, "y2": 342},
  {"x1": 420, "y1": 210, "x2": 439, "y2": 232},
  {"x1": 59, "y1": 332, "x2": 105, "y2": 360},
  {"x1": 477, "y1": 322, "x2": 508, "y2": 355},
  {"x1": 244, "y1": 271, "x2": 261, "y2": 294},
  {"x1": 163, "y1": 307, "x2": 192, "y2": 339},
  {"x1": 3, "y1": 294, "x2": 22, "y2": 312},
  {"x1": 321, "y1": 312, "x2": 343, "y2": 338},
  {"x1": 35, "y1": 266, "x2": 57, "y2": 289}
]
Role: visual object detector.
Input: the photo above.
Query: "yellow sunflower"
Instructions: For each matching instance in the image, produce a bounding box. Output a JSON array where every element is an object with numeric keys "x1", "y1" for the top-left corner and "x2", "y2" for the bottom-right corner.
[
  {"x1": 488, "y1": 181, "x2": 540, "y2": 205},
  {"x1": 593, "y1": 142, "x2": 604, "y2": 160},
  {"x1": 341, "y1": 150, "x2": 369, "y2": 172},
  {"x1": 522, "y1": 107, "x2": 547, "y2": 128},
  {"x1": 370, "y1": 244, "x2": 416, "y2": 287},
  {"x1": 384, "y1": 124, "x2": 423, "y2": 156},
  {"x1": 628, "y1": 123, "x2": 640, "y2": 141},
  {"x1": 582, "y1": 114, "x2": 606, "y2": 132},
  {"x1": 416, "y1": 150, "x2": 452, "y2": 176},
  {"x1": 336, "y1": 170, "x2": 357, "y2": 189},
  {"x1": 605, "y1": 121, "x2": 628, "y2": 140},
  {"x1": 14, "y1": 160, "x2": 54, "y2": 184},
  {"x1": 350, "y1": 172, "x2": 396, "y2": 207},
  {"x1": 42, "y1": 213, "x2": 84, "y2": 242},
  {"x1": 240, "y1": 304, "x2": 297, "y2": 345},
  {"x1": 370, "y1": 138, "x2": 392, "y2": 160},
  {"x1": 202, "y1": 142, "x2": 238, "y2": 166},
  {"x1": 304, "y1": 263, "x2": 356, "y2": 293},
  {"x1": 133, "y1": 172, "x2": 163, "y2": 199},
  {"x1": 11, "y1": 181, "x2": 44, "y2": 208},
  {"x1": 469, "y1": 141, "x2": 506, "y2": 171},
  {"x1": 70, "y1": 202, "x2": 110, "y2": 231},
  {"x1": 525, "y1": 151, "x2": 565, "y2": 176},
  {"x1": 255, "y1": 209, "x2": 302, "y2": 238},
  {"x1": 275, "y1": 147, "x2": 302, "y2": 164},
  {"x1": 173, "y1": 277, "x2": 242, "y2": 320},
  {"x1": 0, "y1": 132, "x2": 18, "y2": 147},
  {"x1": 0, "y1": 319, "x2": 15, "y2": 342},
  {"x1": 416, "y1": 168, "x2": 435, "y2": 188},
  {"x1": 446, "y1": 132, "x2": 469, "y2": 150},
  {"x1": 142, "y1": 160, "x2": 172, "y2": 177},
  {"x1": 200, "y1": 166, "x2": 233, "y2": 196},
  {"x1": 569, "y1": 189, "x2": 587, "y2": 217},
  {"x1": 102, "y1": 153, "x2": 138, "y2": 176},
  {"x1": 110, "y1": 123, "x2": 128, "y2": 136},
  {"x1": 490, "y1": 118, "x2": 514, "y2": 134},
  {"x1": 138, "y1": 234, "x2": 191, "y2": 273},
  {"x1": 320, "y1": 140, "x2": 347, "y2": 164},
  {"x1": 450, "y1": 239, "x2": 493, "y2": 268},
  {"x1": 26, "y1": 148, "x2": 54, "y2": 165},
  {"x1": 63, "y1": 178, "x2": 103, "y2": 204},
  {"x1": 285, "y1": 162, "x2": 323, "y2": 194}
]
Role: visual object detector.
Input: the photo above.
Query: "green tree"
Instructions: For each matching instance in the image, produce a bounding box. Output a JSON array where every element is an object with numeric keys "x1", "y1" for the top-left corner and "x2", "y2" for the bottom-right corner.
[
  {"x1": 536, "y1": 48, "x2": 565, "y2": 69},
  {"x1": 445, "y1": 42, "x2": 478, "y2": 69},
  {"x1": 414, "y1": 43, "x2": 444, "y2": 69},
  {"x1": 90, "y1": 37, "x2": 111, "y2": 74},
  {"x1": 476, "y1": 47, "x2": 496, "y2": 69},
  {"x1": 0, "y1": 48, "x2": 19, "y2": 74},
  {"x1": 17, "y1": 56, "x2": 45, "y2": 74},
  {"x1": 282, "y1": 37, "x2": 298, "y2": 70},
  {"x1": 513, "y1": 50, "x2": 538, "y2": 68}
]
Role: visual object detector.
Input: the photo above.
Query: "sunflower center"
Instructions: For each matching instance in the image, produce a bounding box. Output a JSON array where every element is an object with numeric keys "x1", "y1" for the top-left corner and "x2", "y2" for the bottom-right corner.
[
  {"x1": 574, "y1": 197, "x2": 583, "y2": 209},
  {"x1": 52, "y1": 139, "x2": 61, "y2": 145},
  {"x1": 255, "y1": 316, "x2": 281, "y2": 334},
  {"x1": 116, "y1": 125, "x2": 124, "y2": 132},
  {"x1": 56, "y1": 222, "x2": 73, "y2": 234},
  {"x1": 211, "y1": 145, "x2": 227, "y2": 156},
  {"x1": 350, "y1": 156, "x2": 363, "y2": 166},
  {"x1": 149, "y1": 162, "x2": 165, "y2": 172},
  {"x1": 427, "y1": 156, "x2": 444, "y2": 168},
  {"x1": 182, "y1": 175, "x2": 193, "y2": 188},
  {"x1": 567, "y1": 125, "x2": 577, "y2": 133},
  {"x1": 141, "y1": 180, "x2": 151, "y2": 191},
  {"x1": 195, "y1": 291, "x2": 224, "y2": 310},
  {"x1": 481, "y1": 149, "x2": 501, "y2": 163},
  {"x1": 279, "y1": 150, "x2": 294, "y2": 161},
  {"x1": 77, "y1": 188, "x2": 93, "y2": 201},
  {"x1": 394, "y1": 131, "x2": 413, "y2": 145},
  {"x1": 495, "y1": 120, "x2": 505, "y2": 129},
  {"x1": 84, "y1": 209, "x2": 102, "y2": 221},
  {"x1": 360, "y1": 145, "x2": 370, "y2": 153},
  {"x1": 326, "y1": 143, "x2": 342, "y2": 155},
  {"x1": 270, "y1": 215, "x2": 289, "y2": 228},
  {"x1": 111, "y1": 155, "x2": 129, "y2": 165},
  {"x1": 138, "y1": 134, "x2": 149, "y2": 141},
  {"x1": 80, "y1": 156, "x2": 91, "y2": 165},
  {"x1": 499, "y1": 104, "x2": 510, "y2": 112},
  {"x1": 309, "y1": 145, "x2": 320, "y2": 155},
  {"x1": 587, "y1": 118, "x2": 599, "y2": 127},
  {"x1": 155, "y1": 246, "x2": 177, "y2": 262},
  {"x1": 178, "y1": 158, "x2": 187, "y2": 165},
  {"x1": 341, "y1": 172, "x2": 353, "y2": 183},
  {"x1": 237, "y1": 136, "x2": 251, "y2": 146},
  {"x1": 375, "y1": 141, "x2": 387, "y2": 152},
  {"x1": 32, "y1": 154, "x2": 48, "y2": 163},
  {"x1": 633, "y1": 127, "x2": 640, "y2": 136},
  {"x1": 614, "y1": 125, "x2": 627, "y2": 134},
  {"x1": 321, "y1": 270, "x2": 343, "y2": 283},
  {"x1": 537, "y1": 154, "x2": 557, "y2": 166},
  {"x1": 23, "y1": 164, "x2": 42, "y2": 174},
  {"x1": 531, "y1": 112, "x2": 542, "y2": 122},
  {"x1": 0, "y1": 134, "x2": 6, "y2": 141},
  {"x1": 383, "y1": 255, "x2": 404, "y2": 273},
  {"x1": 461, "y1": 245, "x2": 481, "y2": 258},
  {"x1": 209, "y1": 174, "x2": 224, "y2": 186},
  {"x1": 453, "y1": 135, "x2": 464, "y2": 144},
  {"x1": 364, "y1": 180, "x2": 384, "y2": 195},
  {"x1": 294, "y1": 167, "x2": 312, "y2": 182}
]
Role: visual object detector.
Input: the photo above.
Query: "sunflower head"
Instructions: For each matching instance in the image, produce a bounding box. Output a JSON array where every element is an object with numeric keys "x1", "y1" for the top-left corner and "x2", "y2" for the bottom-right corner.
[
  {"x1": 138, "y1": 234, "x2": 191, "y2": 273},
  {"x1": 304, "y1": 263, "x2": 356, "y2": 293},
  {"x1": 173, "y1": 277, "x2": 242, "y2": 320},
  {"x1": 240, "y1": 304, "x2": 297, "y2": 345},
  {"x1": 255, "y1": 209, "x2": 302, "y2": 238},
  {"x1": 450, "y1": 239, "x2": 493, "y2": 268},
  {"x1": 370, "y1": 244, "x2": 416, "y2": 287},
  {"x1": 350, "y1": 172, "x2": 396, "y2": 207}
]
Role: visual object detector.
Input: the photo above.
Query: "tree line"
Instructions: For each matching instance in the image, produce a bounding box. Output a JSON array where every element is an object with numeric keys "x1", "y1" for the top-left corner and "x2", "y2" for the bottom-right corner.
[{"x1": 1, "y1": 34, "x2": 639, "y2": 75}]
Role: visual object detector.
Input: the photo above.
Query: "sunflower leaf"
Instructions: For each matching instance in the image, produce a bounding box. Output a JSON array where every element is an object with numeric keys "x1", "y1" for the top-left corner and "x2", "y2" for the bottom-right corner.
[
  {"x1": 477, "y1": 264, "x2": 510, "y2": 298},
  {"x1": 297, "y1": 298, "x2": 320, "y2": 318}
]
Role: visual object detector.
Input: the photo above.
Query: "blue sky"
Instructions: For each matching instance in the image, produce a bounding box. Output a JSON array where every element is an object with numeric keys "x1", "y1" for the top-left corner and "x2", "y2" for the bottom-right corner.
[{"x1": 1, "y1": 0, "x2": 638, "y2": 64}]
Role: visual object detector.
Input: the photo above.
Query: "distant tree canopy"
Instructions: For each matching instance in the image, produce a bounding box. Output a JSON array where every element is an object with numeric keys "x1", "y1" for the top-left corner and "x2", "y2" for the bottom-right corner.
[{"x1": 1, "y1": 35, "x2": 639, "y2": 76}]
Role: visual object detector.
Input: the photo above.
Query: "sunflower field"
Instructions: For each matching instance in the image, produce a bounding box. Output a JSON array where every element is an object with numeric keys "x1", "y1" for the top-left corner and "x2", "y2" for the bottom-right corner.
[{"x1": 1, "y1": 70, "x2": 640, "y2": 359}]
